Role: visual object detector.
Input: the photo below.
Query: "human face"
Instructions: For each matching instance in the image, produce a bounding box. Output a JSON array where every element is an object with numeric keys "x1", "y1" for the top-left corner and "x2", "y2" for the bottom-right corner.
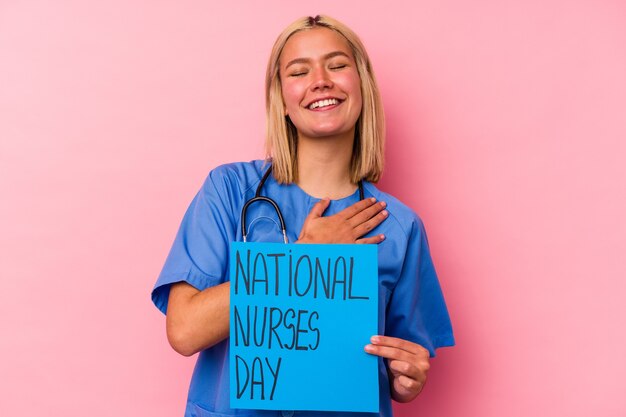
[{"x1": 279, "y1": 27, "x2": 362, "y2": 142}]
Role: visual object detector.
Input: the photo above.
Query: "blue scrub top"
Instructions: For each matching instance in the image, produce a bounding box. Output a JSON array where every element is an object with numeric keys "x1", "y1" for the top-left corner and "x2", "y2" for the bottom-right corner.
[{"x1": 152, "y1": 160, "x2": 455, "y2": 417}]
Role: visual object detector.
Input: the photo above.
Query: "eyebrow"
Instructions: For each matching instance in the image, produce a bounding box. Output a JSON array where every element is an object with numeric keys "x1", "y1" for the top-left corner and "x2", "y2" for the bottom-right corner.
[{"x1": 284, "y1": 51, "x2": 351, "y2": 69}]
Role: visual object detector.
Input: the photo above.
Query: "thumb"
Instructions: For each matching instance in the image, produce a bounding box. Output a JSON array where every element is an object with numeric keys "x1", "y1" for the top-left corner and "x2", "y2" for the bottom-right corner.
[{"x1": 306, "y1": 198, "x2": 330, "y2": 219}]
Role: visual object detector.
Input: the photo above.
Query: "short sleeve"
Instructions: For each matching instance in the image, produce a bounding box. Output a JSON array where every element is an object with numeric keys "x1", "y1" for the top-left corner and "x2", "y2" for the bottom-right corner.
[
  {"x1": 385, "y1": 217, "x2": 455, "y2": 357},
  {"x1": 151, "y1": 168, "x2": 240, "y2": 315}
]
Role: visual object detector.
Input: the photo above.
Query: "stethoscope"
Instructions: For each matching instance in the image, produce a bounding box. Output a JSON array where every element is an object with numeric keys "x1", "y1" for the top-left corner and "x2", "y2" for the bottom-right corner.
[{"x1": 240, "y1": 165, "x2": 365, "y2": 243}]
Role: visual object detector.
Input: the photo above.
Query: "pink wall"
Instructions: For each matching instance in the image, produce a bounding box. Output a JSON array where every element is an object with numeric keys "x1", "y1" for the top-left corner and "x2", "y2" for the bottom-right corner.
[{"x1": 1, "y1": 1, "x2": 625, "y2": 416}]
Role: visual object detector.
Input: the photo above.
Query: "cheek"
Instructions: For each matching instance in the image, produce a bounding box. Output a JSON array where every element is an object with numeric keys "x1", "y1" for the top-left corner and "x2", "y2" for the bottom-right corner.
[
  {"x1": 348, "y1": 85, "x2": 363, "y2": 116},
  {"x1": 281, "y1": 82, "x2": 305, "y2": 114},
  {"x1": 338, "y1": 73, "x2": 362, "y2": 107},
  {"x1": 353, "y1": 86, "x2": 363, "y2": 109}
]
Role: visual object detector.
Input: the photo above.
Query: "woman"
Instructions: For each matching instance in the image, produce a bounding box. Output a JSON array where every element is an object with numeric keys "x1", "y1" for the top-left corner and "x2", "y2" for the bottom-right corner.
[{"x1": 152, "y1": 15, "x2": 454, "y2": 417}]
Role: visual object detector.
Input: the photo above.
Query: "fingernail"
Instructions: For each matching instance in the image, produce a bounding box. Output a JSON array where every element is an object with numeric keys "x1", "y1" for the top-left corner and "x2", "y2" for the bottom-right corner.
[
  {"x1": 382, "y1": 210, "x2": 388, "y2": 216},
  {"x1": 381, "y1": 201, "x2": 387, "y2": 208},
  {"x1": 364, "y1": 344, "x2": 374, "y2": 352},
  {"x1": 371, "y1": 335, "x2": 381, "y2": 343},
  {"x1": 380, "y1": 234, "x2": 385, "y2": 240},
  {"x1": 370, "y1": 197, "x2": 376, "y2": 202}
]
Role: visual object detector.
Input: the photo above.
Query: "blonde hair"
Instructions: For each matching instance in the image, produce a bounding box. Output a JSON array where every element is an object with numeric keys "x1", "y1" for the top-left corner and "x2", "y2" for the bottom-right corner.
[{"x1": 265, "y1": 15, "x2": 385, "y2": 184}]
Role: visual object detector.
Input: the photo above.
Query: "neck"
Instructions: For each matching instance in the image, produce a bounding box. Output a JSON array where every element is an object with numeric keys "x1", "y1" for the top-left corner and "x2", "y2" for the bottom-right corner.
[{"x1": 296, "y1": 131, "x2": 356, "y2": 199}]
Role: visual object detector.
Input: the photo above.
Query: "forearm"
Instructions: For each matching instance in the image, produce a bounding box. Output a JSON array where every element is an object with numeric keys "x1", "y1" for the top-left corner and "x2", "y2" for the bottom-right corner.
[{"x1": 166, "y1": 281, "x2": 230, "y2": 356}]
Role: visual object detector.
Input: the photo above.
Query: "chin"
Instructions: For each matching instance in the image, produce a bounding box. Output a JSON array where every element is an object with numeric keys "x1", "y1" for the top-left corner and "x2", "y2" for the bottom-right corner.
[{"x1": 307, "y1": 126, "x2": 354, "y2": 139}]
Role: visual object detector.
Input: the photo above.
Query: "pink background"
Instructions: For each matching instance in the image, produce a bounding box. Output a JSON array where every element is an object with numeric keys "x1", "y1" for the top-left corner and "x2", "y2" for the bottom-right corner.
[{"x1": 1, "y1": 1, "x2": 625, "y2": 416}]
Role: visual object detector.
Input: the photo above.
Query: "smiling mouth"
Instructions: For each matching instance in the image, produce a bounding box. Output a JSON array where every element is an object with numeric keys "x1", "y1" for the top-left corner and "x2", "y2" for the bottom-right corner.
[{"x1": 307, "y1": 98, "x2": 342, "y2": 110}]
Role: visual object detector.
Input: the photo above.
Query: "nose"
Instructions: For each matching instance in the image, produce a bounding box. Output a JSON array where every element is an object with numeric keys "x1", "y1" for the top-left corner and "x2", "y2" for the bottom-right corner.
[{"x1": 310, "y1": 67, "x2": 333, "y2": 91}]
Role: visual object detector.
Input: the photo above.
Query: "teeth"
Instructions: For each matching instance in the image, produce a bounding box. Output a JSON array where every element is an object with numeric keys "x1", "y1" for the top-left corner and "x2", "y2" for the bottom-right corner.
[{"x1": 309, "y1": 98, "x2": 339, "y2": 109}]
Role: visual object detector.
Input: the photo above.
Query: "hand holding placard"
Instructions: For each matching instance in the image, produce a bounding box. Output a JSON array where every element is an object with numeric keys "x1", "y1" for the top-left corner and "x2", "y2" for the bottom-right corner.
[{"x1": 365, "y1": 335, "x2": 431, "y2": 402}]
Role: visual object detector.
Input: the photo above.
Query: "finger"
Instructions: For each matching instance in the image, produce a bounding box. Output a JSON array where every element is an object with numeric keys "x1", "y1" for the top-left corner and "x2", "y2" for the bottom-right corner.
[
  {"x1": 348, "y1": 201, "x2": 386, "y2": 227},
  {"x1": 370, "y1": 335, "x2": 430, "y2": 356},
  {"x1": 353, "y1": 209, "x2": 388, "y2": 238},
  {"x1": 306, "y1": 198, "x2": 330, "y2": 220},
  {"x1": 396, "y1": 374, "x2": 423, "y2": 394},
  {"x1": 337, "y1": 197, "x2": 377, "y2": 220},
  {"x1": 364, "y1": 344, "x2": 414, "y2": 362},
  {"x1": 388, "y1": 359, "x2": 420, "y2": 380},
  {"x1": 355, "y1": 234, "x2": 385, "y2": 244}
]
